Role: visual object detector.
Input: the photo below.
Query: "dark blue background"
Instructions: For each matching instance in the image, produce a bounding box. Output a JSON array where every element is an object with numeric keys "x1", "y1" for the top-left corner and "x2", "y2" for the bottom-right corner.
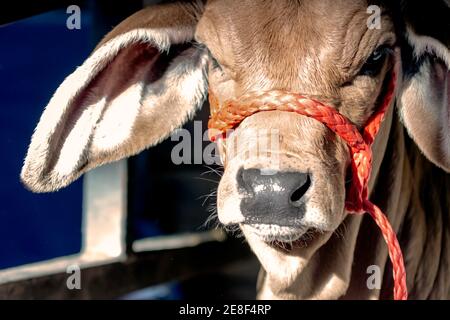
[{"x1": 0, "y1": 9, "x2": 94, "y2": 269}]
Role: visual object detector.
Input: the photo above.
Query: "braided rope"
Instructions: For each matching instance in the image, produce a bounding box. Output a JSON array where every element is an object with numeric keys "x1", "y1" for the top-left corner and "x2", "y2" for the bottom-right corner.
[{"x1": 207, "y1": 72, "x2": 407, "y2": 300}]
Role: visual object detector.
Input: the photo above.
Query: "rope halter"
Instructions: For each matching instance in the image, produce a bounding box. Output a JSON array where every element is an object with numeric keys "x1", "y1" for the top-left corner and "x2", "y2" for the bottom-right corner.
[{"x1": 207, "y1": 67, "x2": 407, "y2": 300}]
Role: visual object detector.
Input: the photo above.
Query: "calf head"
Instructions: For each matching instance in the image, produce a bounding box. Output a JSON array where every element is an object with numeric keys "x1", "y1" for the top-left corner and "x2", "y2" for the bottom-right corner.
[{"x1": 22, "y1": 0, "x2": 450, "y2": 298}]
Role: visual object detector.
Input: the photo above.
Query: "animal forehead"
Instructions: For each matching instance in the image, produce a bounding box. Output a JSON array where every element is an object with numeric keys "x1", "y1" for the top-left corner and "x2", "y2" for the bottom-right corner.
[
  {"x1": 200, "y1": 1, "x2": 381, "y2": 47},
  {"x1": 199, "y1": 0, "x2": 391, "y2": 89},
  {"x1": 203, "y1": 0, "x2": 372, "y2": 24}
]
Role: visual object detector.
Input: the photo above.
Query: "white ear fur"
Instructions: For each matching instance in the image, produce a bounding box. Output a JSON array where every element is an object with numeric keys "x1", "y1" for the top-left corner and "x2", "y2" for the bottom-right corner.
[
  {"x1": 406, "y1": 26, "x2": 450, "y2": 70},
  {"x1": 21, "y1": 22, "x2": 209, "y2": 192},
  {"x1": 398, "y1": 27, "x2": 450, "y2": 171}
]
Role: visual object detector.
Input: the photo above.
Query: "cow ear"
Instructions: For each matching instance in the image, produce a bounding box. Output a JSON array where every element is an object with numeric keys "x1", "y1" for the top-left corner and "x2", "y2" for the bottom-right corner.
[
  {"x1": 398, "y1": 0, "x2": 450, "y2": 172},
  {"x1": 21, "y1": 2, "x2": 210, "y2": 192}
]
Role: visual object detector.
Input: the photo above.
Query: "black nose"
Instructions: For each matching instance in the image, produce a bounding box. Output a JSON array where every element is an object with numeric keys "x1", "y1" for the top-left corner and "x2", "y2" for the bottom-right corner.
[{"x1": 237, "y1": 168, "x2": 311, "y2": 226}]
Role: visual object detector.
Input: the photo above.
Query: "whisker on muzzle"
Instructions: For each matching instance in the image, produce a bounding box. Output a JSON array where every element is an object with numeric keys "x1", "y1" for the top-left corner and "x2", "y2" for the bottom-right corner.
[
  {"x1": 201, "y1": 165, "x2": 224, "y2": 177},
  {"x1": 194, "y1": 176, "x2": 220, "y2": 184},
  {"x1": 333, "y1": 218, "x2": 348, "y2": 240},
  {"x1": 197, "y1": 189, "x2": 217, "y2": 206}
]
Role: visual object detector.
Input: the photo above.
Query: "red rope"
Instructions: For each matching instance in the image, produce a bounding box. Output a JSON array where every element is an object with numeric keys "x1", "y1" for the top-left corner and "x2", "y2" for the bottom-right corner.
[{"x1": 207, "y1": 71, "x2": 407, "y2": 300}]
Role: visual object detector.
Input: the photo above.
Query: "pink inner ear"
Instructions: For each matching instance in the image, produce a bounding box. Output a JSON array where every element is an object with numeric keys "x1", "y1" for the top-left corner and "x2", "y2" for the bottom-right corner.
[
  {"x1": 447, "y1": 69, "x2": 449, "y2": 130},
  {"x1": 434, "y1": 62, "x2": 450, "y2": 128},
  {"x1": 447, "y1": 69, "x2": 449, "y2": 107},
  {"x1": 74, "y1": 42, "x2": 191, "y2": 108},
  {"x1": 83, "y1": 43, "x2": 161, "y2": 104},
  {"x1": 43, "y1": 43, "x2": 163, "y2": 175},
  {"x1": 430, "y1": 59, "x2": 449, "y2": 103}
]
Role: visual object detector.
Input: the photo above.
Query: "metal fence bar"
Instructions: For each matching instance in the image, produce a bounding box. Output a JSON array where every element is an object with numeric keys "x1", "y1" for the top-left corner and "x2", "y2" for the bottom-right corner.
[
  {"x1": 0, "y1": 238, "x2": 252, "y2": 299},
  {"x1": 82, "y1": 161, "x2": 128, "y2": 260}
]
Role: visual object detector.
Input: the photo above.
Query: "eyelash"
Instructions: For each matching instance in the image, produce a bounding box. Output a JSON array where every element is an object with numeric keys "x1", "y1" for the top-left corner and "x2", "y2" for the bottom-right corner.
[
  {"x1": 359, "y1": 45, "x2": 394, "y2": 76},
  {"x1": 208, "y1": 50, "x2": 223, "y2": 71}
]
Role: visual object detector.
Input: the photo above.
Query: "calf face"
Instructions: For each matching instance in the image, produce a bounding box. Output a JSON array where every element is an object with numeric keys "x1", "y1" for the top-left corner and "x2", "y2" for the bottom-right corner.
[{"x1": 198, "y1": 0, "x2": 397, "y2": 242}]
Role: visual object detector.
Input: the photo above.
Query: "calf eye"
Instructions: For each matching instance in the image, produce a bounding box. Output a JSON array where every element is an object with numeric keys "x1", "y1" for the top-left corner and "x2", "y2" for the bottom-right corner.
[
  {"x1": 211, "y1": 56, "x2": 222, "y2": 70},
  {"x1": 359, "y1": 45, "x2": 392, "y2": 76}
]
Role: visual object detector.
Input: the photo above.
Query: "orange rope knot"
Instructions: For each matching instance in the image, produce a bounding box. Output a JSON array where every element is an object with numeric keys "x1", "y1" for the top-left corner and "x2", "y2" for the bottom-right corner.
[{"x1": 208, "y1": 71, "x2": 407, "y2": 300}]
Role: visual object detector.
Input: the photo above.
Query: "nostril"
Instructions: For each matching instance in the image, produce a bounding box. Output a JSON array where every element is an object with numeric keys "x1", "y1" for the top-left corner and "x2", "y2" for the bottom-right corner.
[
  {"x1": 290, "y1": 174, "x2": 311, "y2": 205},
  {"x1": 238, "y1": 167, "x2": 257, "y2": 194}
]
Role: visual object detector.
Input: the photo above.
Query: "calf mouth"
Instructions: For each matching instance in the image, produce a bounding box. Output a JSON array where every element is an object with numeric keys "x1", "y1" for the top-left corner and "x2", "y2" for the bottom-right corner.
[{"x1": 241, "y1": 223, "x2": 324, "y2": 251}]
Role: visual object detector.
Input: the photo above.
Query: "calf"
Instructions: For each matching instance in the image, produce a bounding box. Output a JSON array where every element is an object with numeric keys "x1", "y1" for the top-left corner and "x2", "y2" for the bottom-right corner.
[{"x1": 21, "y1": 0, "x2": 450, "y2": 299}]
